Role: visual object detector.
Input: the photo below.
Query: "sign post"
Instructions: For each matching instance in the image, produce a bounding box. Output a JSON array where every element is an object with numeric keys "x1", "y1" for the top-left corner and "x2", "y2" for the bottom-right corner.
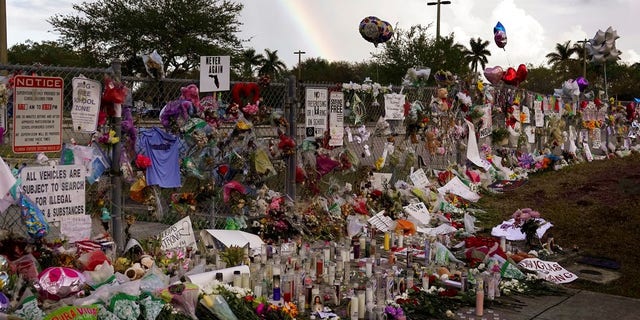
[
  {"x1": 12, "y1": 75, "x2": 63, "y2": 153},
  {"x1": 199, "y1": 56, "x2": 230, "y2": 92}
]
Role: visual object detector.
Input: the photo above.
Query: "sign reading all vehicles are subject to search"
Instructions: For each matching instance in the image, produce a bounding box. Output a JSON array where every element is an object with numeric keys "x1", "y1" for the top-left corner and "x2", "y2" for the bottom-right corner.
[{"x1": 12, "y1": 75, "x2": 64, "y2": 153}]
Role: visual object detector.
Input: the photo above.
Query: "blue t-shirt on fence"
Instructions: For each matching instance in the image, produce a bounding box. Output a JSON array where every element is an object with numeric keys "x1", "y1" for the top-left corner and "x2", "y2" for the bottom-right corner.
[{"x1": 137, "y1": 127, "x2": 183, "y2": 188}]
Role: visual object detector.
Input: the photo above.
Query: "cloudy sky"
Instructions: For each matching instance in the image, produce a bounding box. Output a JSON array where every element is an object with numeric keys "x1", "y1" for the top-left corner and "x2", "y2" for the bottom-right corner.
[{"x1": 6, "y1": 0, "x2": 640, "y2": 74}]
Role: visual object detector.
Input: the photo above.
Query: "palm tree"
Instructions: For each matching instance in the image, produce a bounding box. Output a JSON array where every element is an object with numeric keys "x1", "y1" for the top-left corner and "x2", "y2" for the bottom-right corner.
[
  {"x1": 463, "y1": 37, "x2": 491, "y2": 80},
  {"x1": 258, "y1": 49, "x2": 287, "y2": 79},
  {"x1": 240, "y1": 48, "x2": 264, "y2": 80},
  {"x1": 546, "y1": 41, "x2": 578, "y2": 73}
]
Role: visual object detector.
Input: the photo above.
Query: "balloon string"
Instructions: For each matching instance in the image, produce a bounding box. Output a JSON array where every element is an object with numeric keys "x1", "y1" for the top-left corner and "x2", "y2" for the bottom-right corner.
[{"x1": 504, "y1": 49, "x2": 513, "y2": 68}]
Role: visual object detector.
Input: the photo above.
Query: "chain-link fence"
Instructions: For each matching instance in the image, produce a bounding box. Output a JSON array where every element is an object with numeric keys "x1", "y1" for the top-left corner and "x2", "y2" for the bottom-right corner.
[{"x1": 0, "y1": 62, "x2": 627, "y2": 237}]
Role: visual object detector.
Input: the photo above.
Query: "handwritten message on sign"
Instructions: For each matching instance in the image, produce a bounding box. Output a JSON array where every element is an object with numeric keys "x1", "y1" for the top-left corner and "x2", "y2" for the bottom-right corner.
[
  {"x1": 518, "y1": 258, "x2": 578, "y2": 284},
  {"x1": 160, "y1": 216, "x2": 196, "y2": 250}
]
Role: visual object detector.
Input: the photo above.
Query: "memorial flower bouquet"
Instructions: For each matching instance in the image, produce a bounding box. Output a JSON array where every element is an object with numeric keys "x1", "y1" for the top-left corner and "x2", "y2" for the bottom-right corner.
[
  {"x1": 198, "y1": 281, "x2": 298, "y2": 320},
  {"x1": 394, "y1": 285, "x2": 472, "y2": 320}
]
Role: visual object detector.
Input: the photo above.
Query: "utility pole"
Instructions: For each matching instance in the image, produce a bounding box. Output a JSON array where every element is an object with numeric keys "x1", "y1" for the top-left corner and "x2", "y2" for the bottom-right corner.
[
  {"x1": 294, "y1": 50, "x2": 306, "y2": 81},
  {"x1": 427, "y1": 0, "x2": 452, "y2": 41},
  {"x1": 577, "y1": 39, "x2": 588, "y2": 78},
  {"x1": 0, "y1": 0, "x2": 7, "y2": 64}
]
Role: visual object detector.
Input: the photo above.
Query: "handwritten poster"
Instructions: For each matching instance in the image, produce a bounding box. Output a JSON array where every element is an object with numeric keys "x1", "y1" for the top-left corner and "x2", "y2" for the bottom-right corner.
[
  {"x1": 160, "y1": 216, "x2": 196, "y2": 250},
  {"x1": 518, "y1": 258, "x2": 578, "y2": 284},
  {"x1": 383, "y1": 93, "x2": 405, "y2": 120}
]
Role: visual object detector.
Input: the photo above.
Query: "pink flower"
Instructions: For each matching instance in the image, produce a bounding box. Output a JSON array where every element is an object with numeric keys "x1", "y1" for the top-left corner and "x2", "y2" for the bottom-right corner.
[{"x1": 242, "y1": 103, "x2": 259, "y2": 115}]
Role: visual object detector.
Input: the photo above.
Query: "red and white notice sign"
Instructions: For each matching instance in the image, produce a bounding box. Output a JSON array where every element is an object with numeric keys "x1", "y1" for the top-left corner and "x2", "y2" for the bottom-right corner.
[{"x1": 12, "y1": 75, "x2": 64, "y2": 153}]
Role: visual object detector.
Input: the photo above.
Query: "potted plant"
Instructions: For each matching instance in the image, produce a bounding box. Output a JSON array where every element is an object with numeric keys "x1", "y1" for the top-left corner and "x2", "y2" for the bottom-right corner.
[{"x1": 491, "y1": 127, "x2": 510, "y2": 146}]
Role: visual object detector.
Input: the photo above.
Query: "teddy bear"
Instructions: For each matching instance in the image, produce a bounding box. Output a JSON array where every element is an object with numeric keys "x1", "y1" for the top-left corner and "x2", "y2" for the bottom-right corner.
[{"x1": 431, "y1": 87, "x2": 451, "y2": 113}]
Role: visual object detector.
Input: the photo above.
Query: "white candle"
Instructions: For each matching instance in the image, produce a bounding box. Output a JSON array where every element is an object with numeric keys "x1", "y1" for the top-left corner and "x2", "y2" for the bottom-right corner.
[
  {"x1": 398, "y1": 234, "x2": 404, "y2": 248},
  {"x1": 500, "y1": 237, "x2": 506, "y2": 252},
  {"x1": 350, "y1": 296, "x2": 359, "y2": 320},
  {"x1": 358, "y1": 291, "x2": 366, "y2": 319}
]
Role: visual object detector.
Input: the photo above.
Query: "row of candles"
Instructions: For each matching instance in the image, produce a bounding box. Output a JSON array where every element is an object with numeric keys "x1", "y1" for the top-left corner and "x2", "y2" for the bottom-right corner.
[{"x1": 214, "y1": 229, "x2": 502, "y2": 319}]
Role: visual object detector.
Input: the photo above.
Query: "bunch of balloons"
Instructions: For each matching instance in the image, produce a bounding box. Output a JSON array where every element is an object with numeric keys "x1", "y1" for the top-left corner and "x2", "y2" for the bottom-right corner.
[
  {"x1": 493, "y1": 22, "x2": 507, "y2": 49},
  {"x1": 483, "y1": 64, "x2": 528, "y2": 86},
  {"x1": 359, "y1": 16, "x2": 393, "y2": 47},
  {"x1": 587, "y1": 26, "x2": 621, "y2": 63}
]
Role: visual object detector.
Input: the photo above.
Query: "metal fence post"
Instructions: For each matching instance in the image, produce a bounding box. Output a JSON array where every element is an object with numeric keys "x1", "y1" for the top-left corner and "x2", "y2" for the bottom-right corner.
[
  {"x1": 110, "y1": 59, "x2": 125, "y2": 254},
  {"x1": 285, "y1": 76, "x2": 297, "y2": 203}
]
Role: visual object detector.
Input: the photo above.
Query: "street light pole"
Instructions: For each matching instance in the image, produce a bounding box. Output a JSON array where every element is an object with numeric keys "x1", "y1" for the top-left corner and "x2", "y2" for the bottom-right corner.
[
  {"x1": 427, "y1": 0, "x2": 452, "y2": 41},
  {"x1": 294, "y1": 50, "x2": 306, "y2": 81}
]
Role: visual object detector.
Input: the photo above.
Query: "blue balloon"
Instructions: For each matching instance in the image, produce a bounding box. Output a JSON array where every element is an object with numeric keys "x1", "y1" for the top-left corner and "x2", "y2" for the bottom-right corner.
[
  {"x1": 494, "y1": 22, "x2": 506, "y2": 33},
  {"x1": 634, "y1": 97, "x2": 640, "y2": 103}
]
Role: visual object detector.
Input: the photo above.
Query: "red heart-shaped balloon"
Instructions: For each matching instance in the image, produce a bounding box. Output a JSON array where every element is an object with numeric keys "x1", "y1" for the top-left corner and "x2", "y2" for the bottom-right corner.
[
  {"x1": 483, "y1": 66, "x2": 504, "y2": 85},
  {"x1": 502, "y1": 67, "x2": 518, "y2": 85},
  {"x1": 516, "y1": 64, "x2": 528, "y2": 84}
]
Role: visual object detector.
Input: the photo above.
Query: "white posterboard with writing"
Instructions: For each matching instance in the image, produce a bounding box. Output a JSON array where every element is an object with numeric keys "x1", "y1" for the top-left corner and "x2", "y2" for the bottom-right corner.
[
  {"x1": 305, "y1": 88, "x2": 328, "y2": 137},
  {"x1": 478, "y1": 104, "x2": 492, "y2": 138},
  {"x1": 383, "y1": 93, "x2": 405, "y2": 120},
  {"x1": 12, "y1": 75, "x2": 63, "y2": 153},
  {"x1": 199, "y1": 56, "x2": 230, "y2": 92},
  {"x1": 160, "y1": 216, "x2": 197, "y2": 250},
  {"x1": 20, "y1": 165, "x2": 86, "y2": 222},
  {"x1": 71, "y1": 77, "x2": 102, "y2": 132},
  {"x1": 328, "y1": 91, "x2": 344, "y2": 146},
  {"x1": 60, "y1": 214, "x2": 92, "y2": 243}
]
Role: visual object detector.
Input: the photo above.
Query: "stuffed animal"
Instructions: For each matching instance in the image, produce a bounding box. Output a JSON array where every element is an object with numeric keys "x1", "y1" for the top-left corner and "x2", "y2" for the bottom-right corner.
[
  {"x1": 431, "y1": 88, "x2": 451, "y2": 112},
  {"x1": 180, "y1": 84, "x2": 202, "y2": 116}
]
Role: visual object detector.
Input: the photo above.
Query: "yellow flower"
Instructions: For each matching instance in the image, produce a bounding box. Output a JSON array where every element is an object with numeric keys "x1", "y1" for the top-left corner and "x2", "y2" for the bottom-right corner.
[{"x1": 375, "y1": 157, "x2": 385, "y2": 170}]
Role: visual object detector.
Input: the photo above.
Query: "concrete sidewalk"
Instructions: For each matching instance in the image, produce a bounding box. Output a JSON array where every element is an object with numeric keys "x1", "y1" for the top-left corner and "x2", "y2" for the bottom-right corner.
[{"x1": 455, "y1": 289, "x2": 640, "y2": 320}]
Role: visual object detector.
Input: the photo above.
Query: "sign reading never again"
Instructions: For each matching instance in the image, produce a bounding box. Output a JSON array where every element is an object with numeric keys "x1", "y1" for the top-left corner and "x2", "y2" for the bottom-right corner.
[
  {"x1": 20, "y1": 165, "x2": 86, "y2": 223},
  {"x1": 199, "y1": 56, "x2": 230, "y2": 92}
]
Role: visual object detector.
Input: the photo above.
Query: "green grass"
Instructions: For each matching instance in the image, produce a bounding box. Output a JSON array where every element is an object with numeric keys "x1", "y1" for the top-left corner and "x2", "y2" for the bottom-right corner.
[{"x1": 477, "y1": 153, "x2": 640, "y2": 298}]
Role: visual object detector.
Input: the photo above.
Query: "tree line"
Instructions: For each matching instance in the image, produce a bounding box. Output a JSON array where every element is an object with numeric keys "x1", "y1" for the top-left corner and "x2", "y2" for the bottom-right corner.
[{"x1": 6, "y1": 0, "x2": 640, "y2": 100}]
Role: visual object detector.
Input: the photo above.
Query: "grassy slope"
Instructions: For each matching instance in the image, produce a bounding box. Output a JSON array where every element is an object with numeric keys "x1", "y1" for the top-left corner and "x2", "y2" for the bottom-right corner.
[{"x1": 476, "y1": 153, "x2": 640, "y2": 298}]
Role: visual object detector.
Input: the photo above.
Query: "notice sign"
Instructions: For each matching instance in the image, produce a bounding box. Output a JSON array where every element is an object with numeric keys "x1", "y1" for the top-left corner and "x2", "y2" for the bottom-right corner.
[
  {"x1": 328, "y1": 91, "x2": 344, "y2": 146},
  {"x1": 12, "y1": 75, "x2": 63, "y2": 153},
  {"x1": 305, "y1": 88, "x2": 328, "y2": 137},
  {"x1": 160, "y1": 216, "x2": 197, "y2": 250},
  {"x1": 199, "y1": 56, "x2": 230, "y2": 92},
  {"x1": 71, "y1": 77, "x2": 102, "y2": 132},
  {"x1": 518, "y1": 258, "x2": 578, "y2": 284},
  {"x1": 20, "y1": 165, "x2": 86, "y2": 222}
]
